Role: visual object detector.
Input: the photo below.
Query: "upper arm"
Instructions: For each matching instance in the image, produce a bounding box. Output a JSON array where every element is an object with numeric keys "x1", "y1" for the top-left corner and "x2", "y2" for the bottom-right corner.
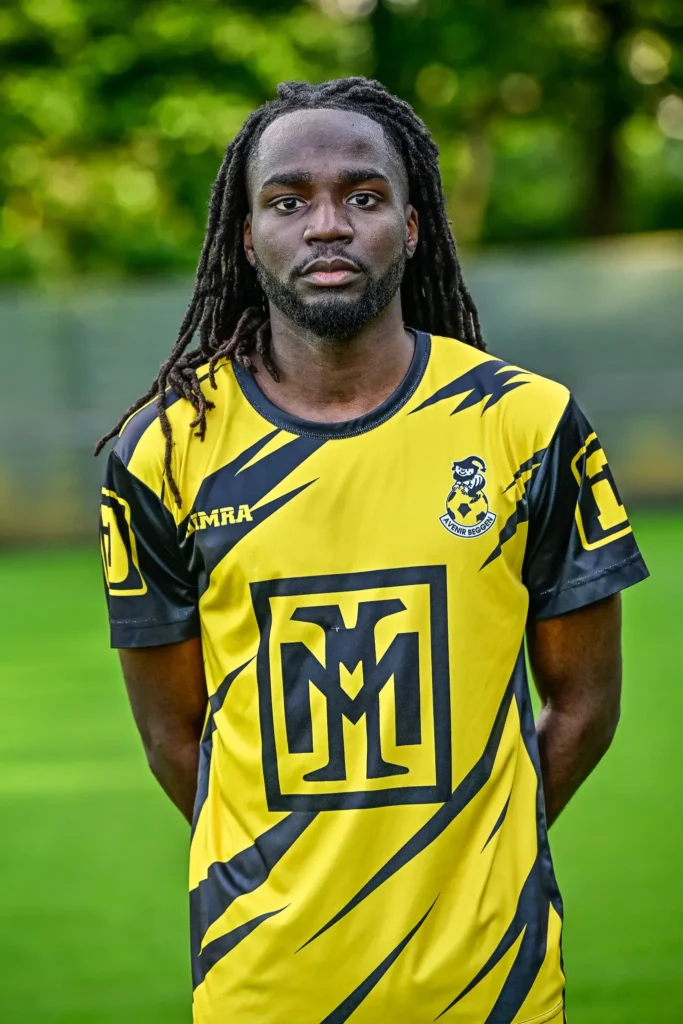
[
  {"x1": 526, "y1": 593, "x2": 622, "y2": 715},
  {"x1": 100, "y1": 439, "x2": 205, "y2": 746},
  {"x1": 522, "y1": 394, "x2": 648, "y2": 713}
]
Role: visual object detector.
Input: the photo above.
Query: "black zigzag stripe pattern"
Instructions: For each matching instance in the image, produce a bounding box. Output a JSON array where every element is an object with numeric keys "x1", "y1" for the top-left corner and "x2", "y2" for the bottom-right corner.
[
  {"x1": 480, "y1": 449, "x2": 547, "y2": 570},
  {"x1": 320, "y1": 898, "x2": 438, "y2": 1023},
  {"x1": 190, "y1": 811, "x2": 318, "y2": 989},
  {"x1": 191, "y1": 657, "x2": 254, "y2": 834},
  {"x1": 437, "y1": 660, "x2": 563, "y2": 1023},
  {"x1": 435, "y1": 855, "x2": 551, "y2": 1022},
  {"x1": 410, "y1": 358, "x2": 530, "y2": 417},
  {"x1": 298, "y1": 653, "x2": 521, "y2": 951},
  {"x1": 193, "y1": 906, "x2": 287, "y2": 991},
  {"x1": 181, "y1": 429, "x2": 326, "y2": 595}
]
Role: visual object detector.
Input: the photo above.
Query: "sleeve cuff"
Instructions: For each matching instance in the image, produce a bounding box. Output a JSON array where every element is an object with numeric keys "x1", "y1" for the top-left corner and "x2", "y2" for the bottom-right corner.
[
  {"x1": 110, "y1": 612, "x2": 200, "y2": 648},
  {"x1": 530, "y1": 553, "x2": 650, "y2": 620}
]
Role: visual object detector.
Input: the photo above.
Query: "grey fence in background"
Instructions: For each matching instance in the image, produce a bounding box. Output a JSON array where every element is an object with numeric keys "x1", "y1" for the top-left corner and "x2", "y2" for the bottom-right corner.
[{"x1": 1, "y1": 233, "x2": 681, "y2": 541}]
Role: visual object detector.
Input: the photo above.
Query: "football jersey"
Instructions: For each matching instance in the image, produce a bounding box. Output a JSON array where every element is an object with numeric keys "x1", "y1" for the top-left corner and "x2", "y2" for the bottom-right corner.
[{"x1": 101, "y1": 331, "x2": 648, "y2": 1024}]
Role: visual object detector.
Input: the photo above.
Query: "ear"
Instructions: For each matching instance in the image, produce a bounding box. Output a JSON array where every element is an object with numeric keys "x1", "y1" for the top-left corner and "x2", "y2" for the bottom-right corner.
[
  {"x1": 405, "y1": 204, "x2": 419, "y2": 259},
  {"x1": 244, "y1": 213, "x2": 256, "y2": 268}
]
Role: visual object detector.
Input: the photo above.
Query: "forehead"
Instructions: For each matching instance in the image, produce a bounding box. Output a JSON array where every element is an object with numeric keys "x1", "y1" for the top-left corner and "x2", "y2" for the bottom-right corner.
[{"x1": 247, "y1": 108, "x2": 407, "y2": 193}]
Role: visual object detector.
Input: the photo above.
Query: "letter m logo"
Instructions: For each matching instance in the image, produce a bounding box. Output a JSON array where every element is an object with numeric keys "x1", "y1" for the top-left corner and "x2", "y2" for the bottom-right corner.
[{"x1": 251, "y1": 567, "x2": 451, "y2": 811}]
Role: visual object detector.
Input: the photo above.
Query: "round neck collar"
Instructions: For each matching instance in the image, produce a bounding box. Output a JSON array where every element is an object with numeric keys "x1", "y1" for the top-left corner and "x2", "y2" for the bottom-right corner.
[{"x1": 233, "y1": 329, "x2": 431, "y2": 440}]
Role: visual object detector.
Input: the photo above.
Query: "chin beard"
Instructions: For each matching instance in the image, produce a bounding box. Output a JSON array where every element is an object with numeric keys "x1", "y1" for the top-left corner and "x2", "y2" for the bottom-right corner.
[{"x1": 253, "y1": 250, "x2": 407, "y2": 342}]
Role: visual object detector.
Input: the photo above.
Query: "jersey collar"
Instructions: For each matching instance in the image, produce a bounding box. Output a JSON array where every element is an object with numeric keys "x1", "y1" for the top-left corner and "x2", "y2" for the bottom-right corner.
[{"x1": 233, "y1": 329, "x2": 431, "y2": 440}]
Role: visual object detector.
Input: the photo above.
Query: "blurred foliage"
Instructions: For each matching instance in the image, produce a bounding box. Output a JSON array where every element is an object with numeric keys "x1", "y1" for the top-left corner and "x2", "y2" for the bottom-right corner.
[{"x1": 0, "y1": 0, "x2": 682, "y2": 280}]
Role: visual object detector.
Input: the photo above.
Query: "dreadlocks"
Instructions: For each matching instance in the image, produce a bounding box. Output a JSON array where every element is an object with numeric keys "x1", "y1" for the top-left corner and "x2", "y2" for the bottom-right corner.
[{"x1": 95, "y1": 77, "x2": 485, "y2": 507}]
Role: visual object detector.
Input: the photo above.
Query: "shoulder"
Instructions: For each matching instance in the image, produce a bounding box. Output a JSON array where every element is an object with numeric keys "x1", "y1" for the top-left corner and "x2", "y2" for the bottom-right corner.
[
  {"x1": 112, "y1": 358, "x2": 238, "y2": 497},
  {"x1": 419, "y1": 334, "x2": 570, "y2": 443}
]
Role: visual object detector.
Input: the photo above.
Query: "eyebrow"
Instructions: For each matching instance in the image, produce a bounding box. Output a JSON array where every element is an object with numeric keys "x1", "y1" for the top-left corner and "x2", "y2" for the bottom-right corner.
[
  {"x1": 260, "y1": 170, "x2": 313, "y2": 191},
  {"x1": 337, "y1": 167, "x2": 391, "y2": 187},
  {"x1": 259, "y1": 167, "x2": 391, "y2": 191}
]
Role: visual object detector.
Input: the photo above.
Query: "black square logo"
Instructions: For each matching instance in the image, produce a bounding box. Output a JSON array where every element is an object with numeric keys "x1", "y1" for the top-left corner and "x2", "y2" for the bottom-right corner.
[{"x1": 250, "y1": 566, "x2": 451, "y2": 812}]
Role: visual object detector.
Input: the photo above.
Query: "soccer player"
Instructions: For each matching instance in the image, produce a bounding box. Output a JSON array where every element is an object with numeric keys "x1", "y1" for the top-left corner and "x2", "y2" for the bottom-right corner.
[{"x1": 97, "y1": 78, "x2": 648, "y2": 1023}]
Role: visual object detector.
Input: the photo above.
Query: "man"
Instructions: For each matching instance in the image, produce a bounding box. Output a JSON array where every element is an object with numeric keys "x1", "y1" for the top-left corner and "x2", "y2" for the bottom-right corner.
[{"x1": 97, "y1": 78, "x2": 648, "y2": 1023}]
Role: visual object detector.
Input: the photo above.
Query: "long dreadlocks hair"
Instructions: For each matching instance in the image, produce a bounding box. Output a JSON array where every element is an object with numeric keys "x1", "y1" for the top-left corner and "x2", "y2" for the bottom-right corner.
[{"x1": 95, "y1": 77, "x2": 485, "y2": 507}]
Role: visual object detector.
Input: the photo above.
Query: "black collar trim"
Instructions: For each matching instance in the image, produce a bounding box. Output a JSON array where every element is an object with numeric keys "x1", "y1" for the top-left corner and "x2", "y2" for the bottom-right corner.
[{"x1": 233, "y1": 329, "x2": 431, "y2": 440}]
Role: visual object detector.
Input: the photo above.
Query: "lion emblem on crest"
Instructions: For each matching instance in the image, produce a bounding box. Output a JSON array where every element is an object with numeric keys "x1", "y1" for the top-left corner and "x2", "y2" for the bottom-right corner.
[{"x1": 440, "y1": 455, "x2": 497, "y2": 538}]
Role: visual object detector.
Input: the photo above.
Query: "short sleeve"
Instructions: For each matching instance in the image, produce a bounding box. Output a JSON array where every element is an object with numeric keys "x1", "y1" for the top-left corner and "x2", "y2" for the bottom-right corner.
[
  {"x1": 524, "y1": 396, "x2": 649, "y2": 619},
  {"x1": 100, "y1": 450, "x2": 199, "y2": 647}
]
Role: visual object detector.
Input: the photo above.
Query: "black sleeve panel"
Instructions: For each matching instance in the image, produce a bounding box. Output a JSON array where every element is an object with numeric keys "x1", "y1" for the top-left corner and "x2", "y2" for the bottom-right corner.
[
  {"x1": 100, "y1": 452, "x2": 199, "y2": 647},
  {"x1": 524, "y1": 396, "x2": 649, "y2": 619}
]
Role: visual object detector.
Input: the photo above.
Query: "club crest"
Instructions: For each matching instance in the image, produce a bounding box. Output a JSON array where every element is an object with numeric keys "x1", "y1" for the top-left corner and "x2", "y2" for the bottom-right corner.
[{"x1": 440, "y1": 455, "x2": 497, "y2": 538}]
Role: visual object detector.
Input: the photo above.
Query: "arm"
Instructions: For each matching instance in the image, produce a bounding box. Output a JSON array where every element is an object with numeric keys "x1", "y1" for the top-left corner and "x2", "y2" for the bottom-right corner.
[
  {"x1": 99, "y1": 443, "x2": 204, "y2": 822},
  {"x1": 119, "y1": 638, "x2": 207, "y2": 823},
  {"x1": 521, "y1": 395, "x2": 648, "y2": 823},
  {"x1": 526, "y1": 593, "x2": 622, "y2": 827}
]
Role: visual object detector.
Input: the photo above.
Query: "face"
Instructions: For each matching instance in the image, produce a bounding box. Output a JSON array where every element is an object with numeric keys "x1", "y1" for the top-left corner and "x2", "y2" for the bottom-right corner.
[{"x1": 244, "y1": 108, "x2": 419, "y2": 341}]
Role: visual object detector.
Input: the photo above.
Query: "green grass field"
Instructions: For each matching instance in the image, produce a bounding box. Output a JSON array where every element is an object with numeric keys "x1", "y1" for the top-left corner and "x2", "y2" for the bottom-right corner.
[{"x1": 0, "y1": 512, "x2": 681, "y2": 1023}]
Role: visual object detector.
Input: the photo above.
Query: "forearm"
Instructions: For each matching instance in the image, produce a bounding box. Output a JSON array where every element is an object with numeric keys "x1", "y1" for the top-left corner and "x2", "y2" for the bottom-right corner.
[
  {"x1": 143, "y1": 737, "x2": 200, "y2": 824},
  {"x1": 118, "y1": 639, "x2": 207, "y2": 826},
  {"x1": 536, "y1": 701, "x2": 619, "y2": 827},
  {"x1": 527, "y1": 594, "x2": 623, "y2": 827}
]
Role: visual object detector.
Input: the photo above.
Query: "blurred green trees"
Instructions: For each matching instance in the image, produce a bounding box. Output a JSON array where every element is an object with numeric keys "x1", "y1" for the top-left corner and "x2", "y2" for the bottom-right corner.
[{"x1": 1, "y1": 0, "x2": 681, "y2": 280}]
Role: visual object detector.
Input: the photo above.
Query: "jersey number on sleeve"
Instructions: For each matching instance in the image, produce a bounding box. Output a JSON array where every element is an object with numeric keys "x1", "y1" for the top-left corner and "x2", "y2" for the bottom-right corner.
[
  {"x1": 571, "y1": 433, "x2": 631, "y2": 550},
  {"x1": 100, "y1": 488, "x2": 147, "y2": 596}
]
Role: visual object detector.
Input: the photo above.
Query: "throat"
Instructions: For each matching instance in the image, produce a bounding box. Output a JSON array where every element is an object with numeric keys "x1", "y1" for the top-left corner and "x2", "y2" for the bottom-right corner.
[{"x1": 250, "y1": 317, "x2": 416, "y2": 425}]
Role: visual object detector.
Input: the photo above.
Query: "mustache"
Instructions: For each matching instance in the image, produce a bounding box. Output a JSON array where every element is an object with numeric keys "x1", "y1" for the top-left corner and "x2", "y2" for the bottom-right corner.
[{"x1": 290, "y1": 246, "x2": 371, "y2": 279}]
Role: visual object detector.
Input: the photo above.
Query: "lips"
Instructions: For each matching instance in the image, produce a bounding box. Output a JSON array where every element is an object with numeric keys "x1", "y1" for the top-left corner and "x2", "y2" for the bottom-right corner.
[{"x1": 299, "y1": 256, "x2": 362, "y2": 287}]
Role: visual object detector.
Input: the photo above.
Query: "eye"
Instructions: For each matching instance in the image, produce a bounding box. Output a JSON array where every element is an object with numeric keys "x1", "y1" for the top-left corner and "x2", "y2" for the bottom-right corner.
[
  {"x1": 273, "y1": 196, "x2": 306, "y2": 213},
  {"x1": 347, "y1": 192, "x2": 379, "y2": 209}
]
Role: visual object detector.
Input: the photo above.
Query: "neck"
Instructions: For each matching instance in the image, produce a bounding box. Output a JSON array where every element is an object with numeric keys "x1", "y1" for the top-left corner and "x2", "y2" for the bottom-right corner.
[{"x1": 249, "y1": 297, "x2": 414, "y2": 424}]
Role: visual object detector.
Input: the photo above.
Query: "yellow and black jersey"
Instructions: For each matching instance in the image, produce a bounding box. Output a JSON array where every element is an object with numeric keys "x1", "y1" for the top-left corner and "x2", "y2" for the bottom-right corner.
[{"x1": 101, "y1": 331, "x2": 647, "y2": 1024}]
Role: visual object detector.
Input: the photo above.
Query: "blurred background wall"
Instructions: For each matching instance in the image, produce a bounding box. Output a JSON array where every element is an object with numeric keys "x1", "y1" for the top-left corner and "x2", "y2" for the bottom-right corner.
[
  {"x1": 2, "y1": 235, "x2": 682, "y2": 539},
  {"x1": 1, "y1": 0, "x2": 682, "y2": 540}
]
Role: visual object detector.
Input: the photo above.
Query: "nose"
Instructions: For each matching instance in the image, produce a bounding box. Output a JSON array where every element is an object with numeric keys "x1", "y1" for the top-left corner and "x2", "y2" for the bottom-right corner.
[{"x1": 303, "y1": 196, "x2": 354, "y2": 245}]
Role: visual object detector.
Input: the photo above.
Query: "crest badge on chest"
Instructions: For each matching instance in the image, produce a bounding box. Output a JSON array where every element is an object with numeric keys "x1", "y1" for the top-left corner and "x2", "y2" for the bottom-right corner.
[{"x1": 440, "y1": 455, "x2": 497, "y2": 539}]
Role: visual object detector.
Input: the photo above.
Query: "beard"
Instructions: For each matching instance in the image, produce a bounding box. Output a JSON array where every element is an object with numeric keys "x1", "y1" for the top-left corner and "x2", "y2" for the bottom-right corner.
[{"x1": 253, "y1": 248, "x2": 407, "y2": 342}]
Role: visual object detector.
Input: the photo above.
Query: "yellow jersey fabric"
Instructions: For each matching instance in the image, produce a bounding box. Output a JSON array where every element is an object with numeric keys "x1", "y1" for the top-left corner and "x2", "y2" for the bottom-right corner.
[{"x1": 101, "y1": 332, "x2": 647, "y2": 1023}]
